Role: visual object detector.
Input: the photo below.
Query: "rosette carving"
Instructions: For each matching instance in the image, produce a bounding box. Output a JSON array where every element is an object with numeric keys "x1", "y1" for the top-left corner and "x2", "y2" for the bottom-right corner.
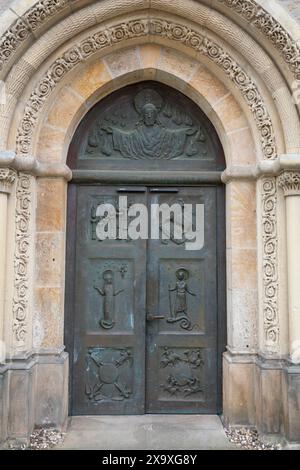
[
  {"x1": 12, "y1": 174, "x2": 32, "y2": 349},
  {"x1": 0, "y1": 0, "x2": 299, "y2": 86},
  {"x1": 261, "y1": 177, "x2": 279, "y2": 351},
  {"x1": 15, "y1": 18, "x2": 276, "y2": 162},
  {"x1": 218, "y1": 0, "x2": 300, "y2": 80},
  {"x1": 0, "y1": 1, "x2": 69, "y2": 72}
]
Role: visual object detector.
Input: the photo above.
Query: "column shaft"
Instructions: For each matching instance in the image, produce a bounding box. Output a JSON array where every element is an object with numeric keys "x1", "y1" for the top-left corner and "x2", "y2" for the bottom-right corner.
[
  {"x1": 0, "y1": 168, "x2": 16, "y2": 360},
  {"x1": 279, "y1": 171, "x2": 300, "y2": 364},
  {"x1": 286, "y1": 195, "x2": 300, "y2": 363}
]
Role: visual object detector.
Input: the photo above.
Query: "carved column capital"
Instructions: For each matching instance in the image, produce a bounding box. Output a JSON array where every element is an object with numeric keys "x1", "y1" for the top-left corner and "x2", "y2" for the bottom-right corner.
[
  {"x1": 278, "y1": 171, "x2": 300, "y2": 196},
  {"x1": 0, "y1": 168, "x2": 17, "y2": 194}
]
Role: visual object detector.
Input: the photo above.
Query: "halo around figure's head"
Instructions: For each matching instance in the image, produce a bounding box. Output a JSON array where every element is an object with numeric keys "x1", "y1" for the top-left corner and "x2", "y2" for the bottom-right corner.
[
  {"x1": 103, "y1": 269, "x2": 113, "y2": 280},
  {"x1": 134, "y1": 89, "x2": 163, "y2": 115},
  {"x1": 176, "y1": 267, "x2": 189, "y2": 280}
]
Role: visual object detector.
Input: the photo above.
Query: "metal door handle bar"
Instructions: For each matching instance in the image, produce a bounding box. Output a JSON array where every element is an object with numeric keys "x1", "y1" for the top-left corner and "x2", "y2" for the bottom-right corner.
[
  {"x1": 150, "y1": 188, "x2": 179, "y2": 193},
  {"x1": 146, "y1": 314, "x2": 165, "y2": 321},
  {"x1": 117, "y1": 188, "x2": 146, "y2": 192}
]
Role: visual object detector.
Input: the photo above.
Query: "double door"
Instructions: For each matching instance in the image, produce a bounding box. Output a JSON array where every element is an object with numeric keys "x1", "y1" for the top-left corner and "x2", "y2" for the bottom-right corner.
[{"x1": 69, "y1": 185, "x2": 223, "y2": 414}]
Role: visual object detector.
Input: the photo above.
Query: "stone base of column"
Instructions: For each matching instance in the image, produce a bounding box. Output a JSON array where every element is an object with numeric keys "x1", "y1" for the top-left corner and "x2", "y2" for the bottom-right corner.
[
  {"x1": 0, "y1": 351, "x2": 68, "y2": 448},
  {"x1": 222, "y1": 351, "x2": 256, "y2": 428},
  {"x1": 223, "y1": 352, "x2": 300, "y2": 444},
  {"x1": 282, "y1": 363, "x2": 300, "y2": 442}
]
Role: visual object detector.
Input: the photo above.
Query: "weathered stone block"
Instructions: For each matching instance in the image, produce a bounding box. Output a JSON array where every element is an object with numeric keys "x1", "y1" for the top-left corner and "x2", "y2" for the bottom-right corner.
[
  {"x1": 36, "y1": 178, "x2": 66, "y2": 232},
  {"x1": 35, "y1": 232, "x2": 64, "y2": 287},
  {"x1": 34, "y1": 353, "x2": 68, "y2": 429},
  {"x1": 33, "y1": 287, "x2": 64, "y2": 350},
  {"x1": 71, "y1": 60, "x2": 111, "y2": 100},
  {"x1": 283, "y1": 365, "x2": 300, "y2": 441},
  {"x1": 37, "y1": 125, "x2": 66, "y2": 163},
  {"x1": 7, "y1": 366, "x2": 35, "y2": 443},
  {"x1": 46, "y1": 86, "x2": 83, "y2": 130},
  {"x1": 213, "y1": 95, "x2": 248, "y2": 133},
  {"x1": 223, "y1": 352, "x2": 256, "y2": 426},
  {"x1": 226, "y1": 181, "x2": 257, "y2": 250},
  {"x1": 0, "y1": 369, "x2": 8, "y2": 443},
  {"x1": 255, "y1": 361, "x2": 283, "y2": 436}
]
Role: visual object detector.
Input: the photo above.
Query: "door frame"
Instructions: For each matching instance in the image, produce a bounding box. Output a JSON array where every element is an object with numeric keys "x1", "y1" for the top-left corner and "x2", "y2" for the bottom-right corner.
[{"x1": 64, "y1": 177, "x2": 226, "y2": 415}]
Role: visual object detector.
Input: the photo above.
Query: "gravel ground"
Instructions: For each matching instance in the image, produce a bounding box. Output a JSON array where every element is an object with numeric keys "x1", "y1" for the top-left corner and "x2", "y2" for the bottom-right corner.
[
  {"x1": 225, "y1": 427, "x2": 281, "y2": 450},
  {"x1": 27, "y1": 428, "x2": 65, "y2": 450}
]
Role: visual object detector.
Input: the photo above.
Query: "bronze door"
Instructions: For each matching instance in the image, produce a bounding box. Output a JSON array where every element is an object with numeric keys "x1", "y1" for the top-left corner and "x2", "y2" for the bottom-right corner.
[
  {"x1": 146, "y1": 187, "x2": 219, "y2": 413},
  {"x1": 70, "y1": 186, "x2": 147, "y2": 414},
  {"x1": 67, "y1": 184, "x2": 224, "y2": 415}
]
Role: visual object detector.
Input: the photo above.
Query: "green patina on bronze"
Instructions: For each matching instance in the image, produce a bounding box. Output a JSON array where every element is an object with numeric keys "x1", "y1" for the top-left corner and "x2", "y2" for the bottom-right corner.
[{"x1": 65, "y1": 82, "x2": 226, "y2": 415}]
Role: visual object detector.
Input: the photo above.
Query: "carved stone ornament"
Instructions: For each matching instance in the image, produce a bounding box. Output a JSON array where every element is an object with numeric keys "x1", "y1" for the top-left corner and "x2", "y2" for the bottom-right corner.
[
  {"x1": 261, "y1": 177, "x2": 279, "y2": 351},
  {"x1": 0, "y1": 0, "x2": 69, "y2": 72},
  {"x1": 0, "y1": 168, "x2": 16, "y2": 193},
  {"x1": 1, "y1": 0, "x2": 300, "y2": 84},
  {"x1": 218, "y1": 0, "x2": 300, "y2": 80},
  {"x1": 15, "y1": 18, "x2": 276, "y2": 161},
  {"x1": 4, "y1": 11, "x2": 281, "y2": 354},
  {"x1": 12, "y1": 173, "x2": 32, "y2": 349},
  {"x1": 278, "y1": 171, "x2": 300, "y2": 196}
]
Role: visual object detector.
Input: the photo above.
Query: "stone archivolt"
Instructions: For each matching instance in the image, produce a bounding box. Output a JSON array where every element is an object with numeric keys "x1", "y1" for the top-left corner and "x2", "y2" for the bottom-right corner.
[
  {"x1": 15, "y1": 18, "x2": 277, "y2": 162},
  {"x1": 0, "y1": 0, "x2": 69, "y2": 73},
  {"x1": 218, "y1": 0, "x2": 300, "y2": 80},
  {"x1": 9, "y1": 14, "x2": 280, "y2": 355},
  {"x1": 8, "y1": 14, "x2": 282, "y2": 354},
  {"x1": 0, "y1": 0, "x2": 300, "y2": 83},
  {"x1": 0, "y1": 4, "x2": 294, "y2": 358}
]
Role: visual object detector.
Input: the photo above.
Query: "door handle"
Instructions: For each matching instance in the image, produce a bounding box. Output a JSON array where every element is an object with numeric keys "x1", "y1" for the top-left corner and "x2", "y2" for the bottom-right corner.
[
  {"x1": 117, "y1": 188, "x2": 146, "y2": 192},
  {"x1": 149, "y1": 188, "x2": 179, "y2": 193},
  {"x1": 146, "y1": 313, "x2": 165, "y2": 322}
]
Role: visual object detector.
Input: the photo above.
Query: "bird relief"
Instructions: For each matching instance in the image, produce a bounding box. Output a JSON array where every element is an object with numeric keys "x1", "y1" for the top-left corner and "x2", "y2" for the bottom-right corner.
[{"x1": 85, "y1": 88, "x2": 207, "y2": 159}]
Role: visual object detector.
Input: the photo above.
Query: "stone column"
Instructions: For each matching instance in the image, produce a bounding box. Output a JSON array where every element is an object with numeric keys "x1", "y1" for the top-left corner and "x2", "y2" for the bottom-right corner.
[
  {"x1": 0, "y1": 168, "x2": 16, "y2": 361},
  {"x1": 279, "y1": 171, "x2": 300, "y2": 364}
]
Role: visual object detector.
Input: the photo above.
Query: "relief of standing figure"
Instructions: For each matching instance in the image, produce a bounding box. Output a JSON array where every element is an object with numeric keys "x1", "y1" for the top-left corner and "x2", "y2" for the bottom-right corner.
[
  {"x1": 167, "y1": 268, "x2": 196, "y2": 331},
  {"x1": 94, "y1": 270, "x2": 123, "y2": 329}
]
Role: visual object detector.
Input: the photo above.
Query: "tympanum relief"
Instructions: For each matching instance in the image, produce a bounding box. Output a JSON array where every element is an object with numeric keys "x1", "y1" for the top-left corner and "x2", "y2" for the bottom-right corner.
[{"x1": 84, "y1": 89, "x2": 208, "y2": 160}]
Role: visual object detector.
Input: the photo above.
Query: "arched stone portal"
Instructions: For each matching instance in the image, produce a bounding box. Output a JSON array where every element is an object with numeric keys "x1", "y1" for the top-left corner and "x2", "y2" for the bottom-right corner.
[{"x1": 0, "y1": 0, "x2": 300, "y2": 446}]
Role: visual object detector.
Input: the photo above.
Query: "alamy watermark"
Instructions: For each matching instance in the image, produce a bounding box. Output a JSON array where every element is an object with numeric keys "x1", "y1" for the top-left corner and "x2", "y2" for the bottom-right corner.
[{"x1": 93, "y1": 196, "x2": 204, "y2": 251}]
